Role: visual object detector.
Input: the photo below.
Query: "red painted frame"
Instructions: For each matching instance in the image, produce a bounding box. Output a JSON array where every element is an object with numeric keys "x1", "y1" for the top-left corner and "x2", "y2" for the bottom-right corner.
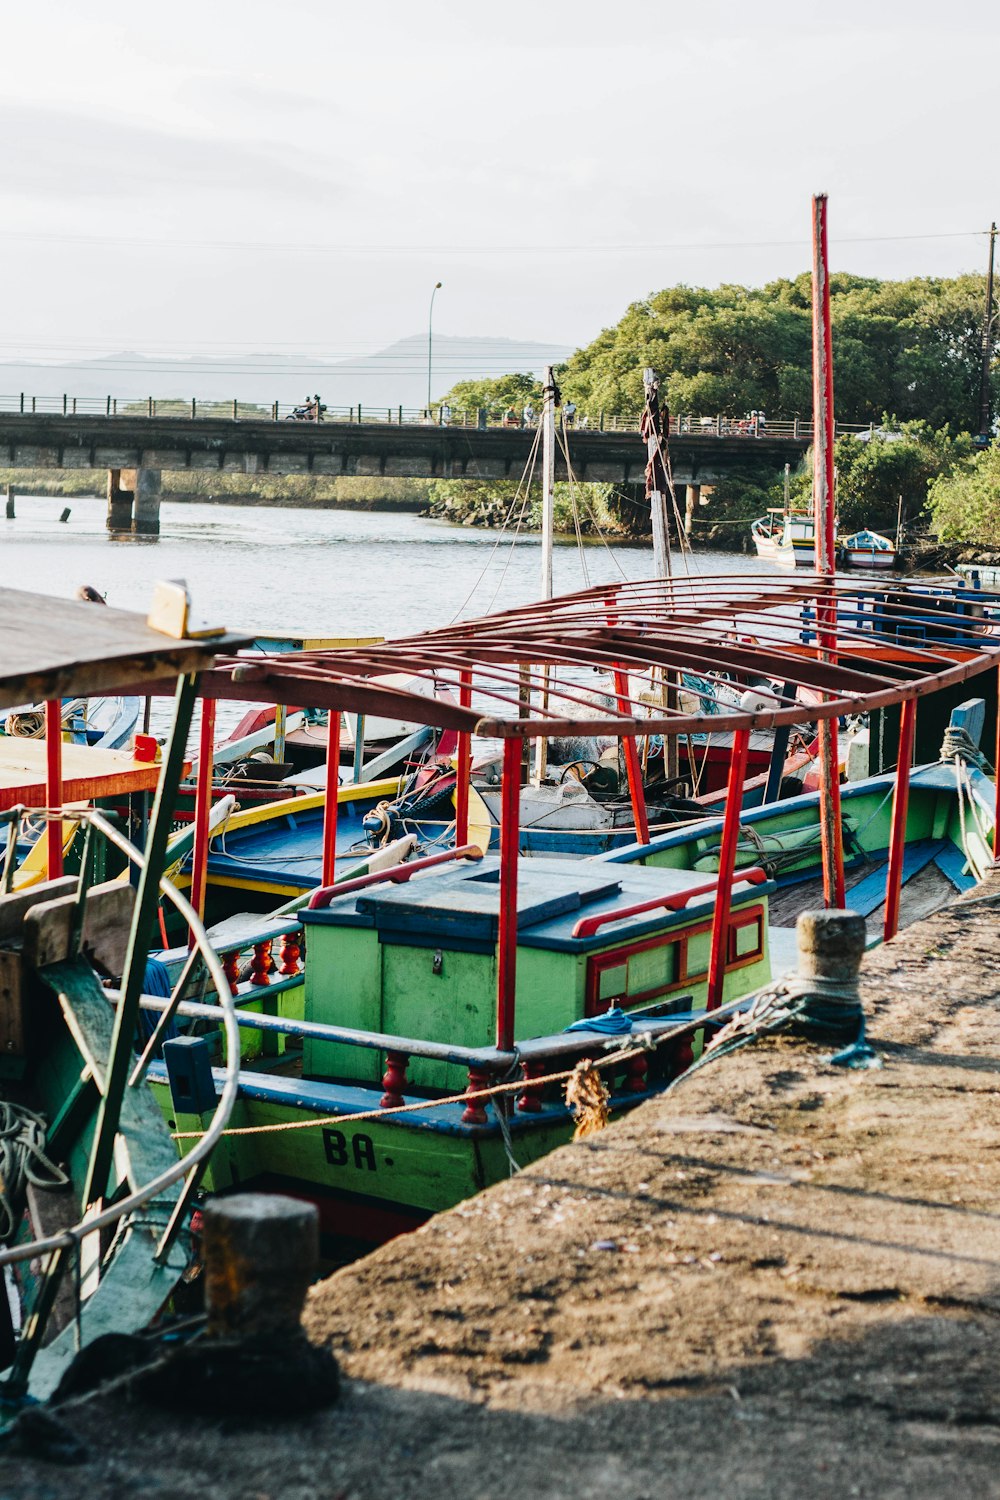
[{"x1": 585, "y1": 903, "x2": 766, "y2": 1016}]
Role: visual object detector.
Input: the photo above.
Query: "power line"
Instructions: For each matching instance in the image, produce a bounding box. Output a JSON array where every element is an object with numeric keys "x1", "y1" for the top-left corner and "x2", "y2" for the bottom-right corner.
[{"x1": 0, "y1": 228, "x2": 990, "y2": 256}]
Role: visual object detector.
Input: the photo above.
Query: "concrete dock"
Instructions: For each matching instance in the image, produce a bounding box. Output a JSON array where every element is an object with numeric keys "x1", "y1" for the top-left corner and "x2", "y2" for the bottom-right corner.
[{"x1": 5, "y1": 880, "x2": 1000, "y2": 1498}]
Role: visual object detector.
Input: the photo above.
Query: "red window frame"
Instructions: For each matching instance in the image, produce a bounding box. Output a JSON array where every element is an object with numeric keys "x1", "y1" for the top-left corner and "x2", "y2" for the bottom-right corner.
[{"x1": 584, "y1": 904, "x2": 765, "y2": 1017}]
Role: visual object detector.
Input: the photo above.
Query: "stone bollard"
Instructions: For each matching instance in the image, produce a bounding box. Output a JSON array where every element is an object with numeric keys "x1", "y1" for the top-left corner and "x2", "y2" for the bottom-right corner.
[
  {"x1": 203, "y1": 1193, "x2": 317, "y2": 1341},
  {"x1": 793, "y1": 908, "x2": 866, "y2": 1038}
]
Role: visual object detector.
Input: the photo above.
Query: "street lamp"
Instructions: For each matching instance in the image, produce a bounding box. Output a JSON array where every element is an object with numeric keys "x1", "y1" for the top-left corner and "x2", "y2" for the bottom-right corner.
[{"x1": 427, "y1": 281, "x2": 442, "y2": 413}]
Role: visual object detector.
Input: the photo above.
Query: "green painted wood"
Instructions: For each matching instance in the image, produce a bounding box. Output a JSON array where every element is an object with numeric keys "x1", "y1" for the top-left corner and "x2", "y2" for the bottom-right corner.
[{"x1": 84, "y1": 671, "x2": 198, "y2": 1205}]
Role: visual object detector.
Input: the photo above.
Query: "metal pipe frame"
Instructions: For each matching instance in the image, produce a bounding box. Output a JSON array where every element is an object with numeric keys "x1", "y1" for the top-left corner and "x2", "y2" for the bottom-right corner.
[
  {"x1": 883, "y1": 698, "x2": 917, "y2": 941},
  {"x1": 44, "y1": 699, "x2": 63, "y2": 878},
  {"x1": 455, "y1": 669, "x2": 472, "y2": 846},
  {"x1": 496, "y1": 737, "x2": 521, "y2": 1051},
  {"x1": 321, "y1": 707, "x2": 341, "y2": 888},
  {"x1": 188, "y1": 697, "x2": 216, "y2": 935},
  {"x1": 705, "y1": 727, "x2": 752, "y2": 1011}
]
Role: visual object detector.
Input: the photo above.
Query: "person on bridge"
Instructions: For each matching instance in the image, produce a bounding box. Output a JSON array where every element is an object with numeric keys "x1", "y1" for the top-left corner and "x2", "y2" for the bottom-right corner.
[
  {"x1": 564, "y1": 400, "x2": 577, "y2": 428},
  {"x1": 312, "y1": 394, "x2": 326, "y2": 421},
  {"x1": 502, "y1": 405, "x2": 519, "y2": 428},
  {"x1": 523, "y1": 402, "x2": 536, "y2": 427}
]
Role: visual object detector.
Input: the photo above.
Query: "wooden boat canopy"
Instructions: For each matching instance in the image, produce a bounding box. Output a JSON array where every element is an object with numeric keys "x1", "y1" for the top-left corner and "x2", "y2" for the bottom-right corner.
[
  {"x1": 201, "y1": 574, "x2": 1000, "y2": 740},
  {"x1": 0, "y1": 587, "x2": 244, "y2": 711}
]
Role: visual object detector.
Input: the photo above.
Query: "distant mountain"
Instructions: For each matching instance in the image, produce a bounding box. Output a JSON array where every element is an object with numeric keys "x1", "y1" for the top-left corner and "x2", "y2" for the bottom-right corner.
[{"x1": 0, "y1": 334, "x2": 573, "y2": 412}]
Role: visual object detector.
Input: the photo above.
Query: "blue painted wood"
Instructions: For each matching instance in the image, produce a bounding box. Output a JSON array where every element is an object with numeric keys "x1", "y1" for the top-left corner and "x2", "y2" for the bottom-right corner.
[
  {"x1": 842, "y1": 840, "x2": 945, "y2": 918},
  {"x1": 933, "y1": 844, "x2": 977, "y2": 892},
  {"x1": 948, "y1": 698, "x2": 987, "y2": 749}
]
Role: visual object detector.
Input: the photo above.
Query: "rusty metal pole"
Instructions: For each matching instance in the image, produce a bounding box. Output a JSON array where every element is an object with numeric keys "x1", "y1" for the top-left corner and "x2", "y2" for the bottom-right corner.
[
  {"x1": 811, "y1": 192, "x2": 846, "y2": 909},
  {"x1": 706, "y1": 727, "x2": 751, "y2": 1010},
  {"x1": 613, "y1": 667, "x2": 650, "y2": 845},
  {"x1": 321, "y1": 708, "x2": 341, "y2": 888},
  {"x1": 496, "y1": 736, "x2": 521, "y2": 1051},
  {"x1": 455, "y1": 669, "x2": 472, "y2": 847},
  {"x1": 188, "y1": 697, "x2": 216, "y2": 941},
  {"x1": 883, "y1": 698, "x2": 916, "y2": 941},
  {"x1": 44, "y1": 699, "x2": 63, "y2": 879}
]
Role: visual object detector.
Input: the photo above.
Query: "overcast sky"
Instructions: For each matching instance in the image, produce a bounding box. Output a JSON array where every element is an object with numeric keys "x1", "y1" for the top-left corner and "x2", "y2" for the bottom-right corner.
[{"x1": 1, "y1": 0, "x2": 995, "y2": 372}]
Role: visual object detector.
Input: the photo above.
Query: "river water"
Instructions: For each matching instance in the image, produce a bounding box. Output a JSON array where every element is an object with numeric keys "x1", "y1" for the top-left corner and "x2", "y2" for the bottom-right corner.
[
  {"x1": 3, "y1": 494, "x2": 790, "y2": 740},
  {"x1": 3, "y1": 494, "x2": 778, "y2": 640}
]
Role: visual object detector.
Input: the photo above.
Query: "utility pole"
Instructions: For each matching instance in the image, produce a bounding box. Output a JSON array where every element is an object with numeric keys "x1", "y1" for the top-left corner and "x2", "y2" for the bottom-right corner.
[
  {"x1": 979, "y1": 222, "x2": 996, "y2": 440},
  {"x1": 427, "y1": 281, "x2": 442, "y2": 413}
]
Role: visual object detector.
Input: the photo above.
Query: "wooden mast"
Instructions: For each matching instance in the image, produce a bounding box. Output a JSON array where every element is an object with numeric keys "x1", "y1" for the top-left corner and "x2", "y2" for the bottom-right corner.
[{"x1": 811, "y1": 191, "x2": 846, "y2": 908}]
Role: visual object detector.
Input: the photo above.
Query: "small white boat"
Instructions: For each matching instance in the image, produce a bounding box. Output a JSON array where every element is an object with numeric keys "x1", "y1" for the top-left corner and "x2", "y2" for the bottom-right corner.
[
  {"x1": 751, "y1": 508, "x2": 816, "y2": 568},
  {"x1": 839, "y1": 529, "x2": 896, "y2": 571}
]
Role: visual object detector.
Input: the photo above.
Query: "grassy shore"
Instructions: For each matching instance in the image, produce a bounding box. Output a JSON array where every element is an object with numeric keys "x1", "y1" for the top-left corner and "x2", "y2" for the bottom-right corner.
[{"x1": 0, "y1": 469, "x2": 432, "y2": 512}]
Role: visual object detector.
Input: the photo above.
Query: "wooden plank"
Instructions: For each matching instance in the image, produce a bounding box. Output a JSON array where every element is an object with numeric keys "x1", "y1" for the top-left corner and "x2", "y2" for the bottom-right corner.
[
  {"x1": 23, "y1": 879, "x2": 135, "y2": 973},
  {"x1": 0, "y1": 738, "x2": 166, "y2": 809},
  {"x1": 0, "y1": 876, "x2": 77, "y2": 940},
  {"x1": 0, "y1": 586, "x2": 243, "y2": 711}
]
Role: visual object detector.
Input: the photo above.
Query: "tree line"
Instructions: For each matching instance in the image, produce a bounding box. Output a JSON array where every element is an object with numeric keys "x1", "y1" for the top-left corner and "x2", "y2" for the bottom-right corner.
[{"x1": 440, "y1": 271, "x2": 997, "y2": 545}]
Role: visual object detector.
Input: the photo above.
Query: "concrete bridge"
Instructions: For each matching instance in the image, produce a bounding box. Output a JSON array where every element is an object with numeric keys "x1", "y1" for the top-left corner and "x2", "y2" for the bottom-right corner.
[{"x1": 0, "y1": 409, "x2": 821, "y2": 534}]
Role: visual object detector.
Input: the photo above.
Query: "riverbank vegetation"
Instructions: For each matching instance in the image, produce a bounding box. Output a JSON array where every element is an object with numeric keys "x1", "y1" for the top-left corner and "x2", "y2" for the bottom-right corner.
[{"x1": 0, "y1": 469, "x2": 431, "y2": 511}]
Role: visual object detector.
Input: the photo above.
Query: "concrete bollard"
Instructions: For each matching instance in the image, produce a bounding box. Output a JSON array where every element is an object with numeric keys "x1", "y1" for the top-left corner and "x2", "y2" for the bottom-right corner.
[
  {"x1": 138, "y1": 1192, "x2": 340, "y2": 1415},
  {"x1": 203, "y1": 1192, "x2": 318, "y2": 1341},
  {"x1": 794, "y1": 908, "x2": 866, "y2": 1036}
]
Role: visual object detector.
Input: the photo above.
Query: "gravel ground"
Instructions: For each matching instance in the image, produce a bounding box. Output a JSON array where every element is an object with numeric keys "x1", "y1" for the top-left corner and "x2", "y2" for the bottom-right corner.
[{"x1": 4, "y1": 881, "x2": 1000, "y2": 1499}]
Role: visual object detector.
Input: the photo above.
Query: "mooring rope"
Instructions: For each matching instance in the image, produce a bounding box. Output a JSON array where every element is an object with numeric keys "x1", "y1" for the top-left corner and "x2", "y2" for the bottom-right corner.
[{"x1": 0, "y1": 1102, "x2": 70, "y2": 1244}]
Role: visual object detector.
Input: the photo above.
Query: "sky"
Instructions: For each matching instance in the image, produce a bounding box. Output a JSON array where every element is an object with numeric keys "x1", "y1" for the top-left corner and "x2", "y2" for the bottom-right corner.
[{"x1": 1, "y1": 0, "x2": 996, "y2": 377}]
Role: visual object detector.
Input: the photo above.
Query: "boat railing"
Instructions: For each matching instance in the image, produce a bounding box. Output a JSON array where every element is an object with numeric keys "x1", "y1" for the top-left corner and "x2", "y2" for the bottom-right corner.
[
  {"x1": 571, "y1": 868, "x2": 767, "y2": 939},
  {"x1": 137, "y1": 991, "x2": 702, "y2": 1124},
  {"x1": 306, "y1": 842, "x2": 484, "y2": 910},
  {"x1": 0, "y1": 808, "x2": 242, "y2": 1305}
]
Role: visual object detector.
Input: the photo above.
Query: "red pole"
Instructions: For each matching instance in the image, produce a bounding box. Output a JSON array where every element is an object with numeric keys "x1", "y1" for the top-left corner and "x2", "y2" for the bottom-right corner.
[
  {"x1": 994, "y1": 665, "x2": 1000, "y2": 863},
  {"x1": 44, "y1": 698, "x2": 63, "y2": 878},
  {"x1": 496, "y1": 736, "x2": 521, "y2": 1051},
  {"x1": 811, "y1": 192, "x2": 846, "y2": 907},
  {"x1": 188, "y1": 697, "x2": 216, "y2": 940},
  {"x1": 883, "y1": 698, "x2": 916, "y2": 942},
  {"x1": 455, "y1": 669, "x2": 472, "y2": 847},
  {"x1": 811, "y1": 192, "x2": 837, "y2": 578},
  {"x1": 321, "y1": 708, "x2": 341, "y2": 888},
  {"x1": 613, "y1": 667, "x2": 650, "y2": 845},
  {"x1": 706, "y1": 728, "x2": 751, "y2": 1011}
]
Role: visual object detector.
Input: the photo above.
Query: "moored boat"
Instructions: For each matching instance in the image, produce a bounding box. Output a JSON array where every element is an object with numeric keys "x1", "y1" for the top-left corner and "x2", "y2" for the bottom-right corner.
[{"x1": 839, "y1": 528, "x2": 897, "y2": 570}]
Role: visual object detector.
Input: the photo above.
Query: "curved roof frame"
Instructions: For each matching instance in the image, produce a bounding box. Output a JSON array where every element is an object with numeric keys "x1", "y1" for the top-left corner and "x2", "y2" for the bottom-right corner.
[{"x1": 203, "y1": 574, "x2": 1000, "y2": 740}]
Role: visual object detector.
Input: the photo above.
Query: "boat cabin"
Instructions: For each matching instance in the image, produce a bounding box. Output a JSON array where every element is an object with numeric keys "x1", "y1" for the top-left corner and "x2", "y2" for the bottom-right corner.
[{"x1": 299, "y1": 856, "x2": 773, "y2": 1093}]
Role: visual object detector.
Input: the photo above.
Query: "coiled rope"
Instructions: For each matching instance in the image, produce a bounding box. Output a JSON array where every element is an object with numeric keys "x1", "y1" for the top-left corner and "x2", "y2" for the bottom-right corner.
[{"x1": 0, "y1": 1102, "x2": 70, "y2": 1244}]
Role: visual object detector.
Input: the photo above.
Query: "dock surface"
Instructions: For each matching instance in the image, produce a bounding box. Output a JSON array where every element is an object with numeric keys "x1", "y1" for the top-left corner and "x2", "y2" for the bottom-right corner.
[{"x1": 6, "y1": 880, "x2": 1000, "y2": 1498}]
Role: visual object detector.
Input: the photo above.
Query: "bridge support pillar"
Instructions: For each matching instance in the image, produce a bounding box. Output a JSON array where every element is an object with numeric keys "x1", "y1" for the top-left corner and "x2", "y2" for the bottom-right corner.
[
  {"x1": 108, "y1": 467, "x2": 161, "y2": 535},
  {"x1": 106, "y1": 468, "x2": 133, "y2": 532},
  {"x1": 684, "y1": 483, "x2": 700, "y2": 538},
  {"x1": 129, "y1": 467, "x2": 162, "y2": 535}
]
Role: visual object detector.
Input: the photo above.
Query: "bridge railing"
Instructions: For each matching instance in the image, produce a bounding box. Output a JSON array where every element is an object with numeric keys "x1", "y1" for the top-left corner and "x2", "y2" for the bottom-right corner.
[{"x1": 0, "y1": 392, "x2": 876, "y2": 441}]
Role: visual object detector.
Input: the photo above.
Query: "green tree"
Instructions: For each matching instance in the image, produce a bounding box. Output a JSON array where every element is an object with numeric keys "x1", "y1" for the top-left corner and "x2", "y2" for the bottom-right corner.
[
  {"x1": 927, "y1": 444, "x2": 1000, "y2": 545},
  {"x1": 436, "y1": 372, "x2": 542, "y2": 417},
  {"x1": 783, "y1": 420, "x2": 971, "y2": 533}
]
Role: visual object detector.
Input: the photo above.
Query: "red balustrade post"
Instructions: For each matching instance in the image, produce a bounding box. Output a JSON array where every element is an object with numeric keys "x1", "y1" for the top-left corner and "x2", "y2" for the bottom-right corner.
[
  {"x1": 994, "y1": 664, "x2": 1000, "y2": 863},
  {"x1": 455, "y1": 668, "x2": 472, "y2": 847},
  {"x1": 625, "y1": 1049, "x2": 648, "y2": 1095},
  {"x1": 883, "y1": 698, "x2": 916, "y2": 942},
  {"x1": 496, "y1": 736, "x2": 521, "y2": 1052},
  {"x1": 250, "y1": 940, "x2": 272, "y2": 987},
  {"x1": 461, "y1": 1064, "x2": 491, "y2": 1125},
  {"x1": 517, "y1": 1058, "x2": 547, "y2": 1113},
  {"x1": 278, "y1": 930, "x2": 302, "y2": 976},
  {"x1": 188, "y1": 697, "x2": 216, "y2": 943},
  {"x1": 380, "y1": 1050, "x2": 410, "y2": 1109},
  {"x1": 321, "y1": 708, "x2": 341, "y2": 888},
  {"x1": 44, "y1": 699, "x2": 63, "y2": 878},
  {"x1": 222, "y1": 950, "x2": 241, "y2": 995},
  {"x1": 705, "y1": 727, "x2": 751, "y2": 1011}
]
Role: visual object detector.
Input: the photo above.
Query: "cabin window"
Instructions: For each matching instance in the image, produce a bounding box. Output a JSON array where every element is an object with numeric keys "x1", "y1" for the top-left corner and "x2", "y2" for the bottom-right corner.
[
  {"x1": 585, "y1": 937, "x2": 678, "y2": 1016},
  {"x1": 729, "y1": 910, "x2": 764, "y2": 964},
  {"x1": 598, "y1": 963, "x2": 628, "y2": 1002},
  {"x1": 683, "y1": 930, "x2": 711, "y2": 980}
]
